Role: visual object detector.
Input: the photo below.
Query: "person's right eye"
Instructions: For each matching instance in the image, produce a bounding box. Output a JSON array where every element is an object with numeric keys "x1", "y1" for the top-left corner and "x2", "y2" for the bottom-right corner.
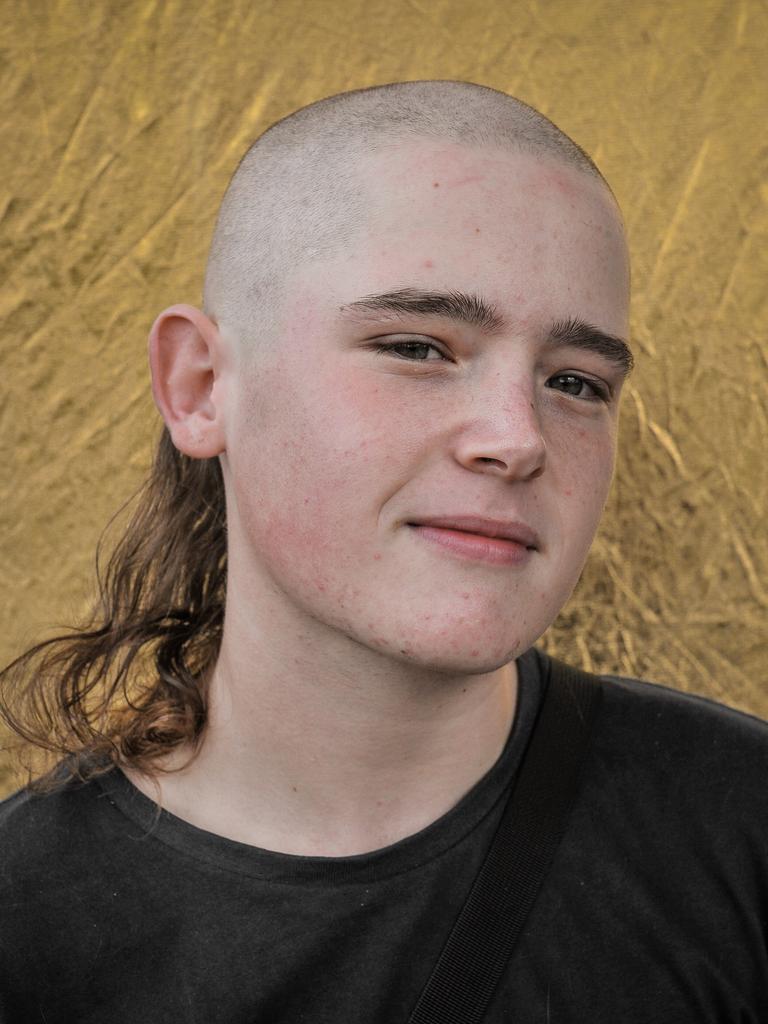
[{"x1": 372, "y1": 339, "x2": 448, "y2": 361}]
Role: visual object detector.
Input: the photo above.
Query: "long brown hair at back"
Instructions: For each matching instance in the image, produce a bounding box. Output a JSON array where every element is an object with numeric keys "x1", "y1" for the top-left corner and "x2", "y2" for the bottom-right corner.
[{"x1": 0, "y1": 427, "x2": 226, "y2": 791}]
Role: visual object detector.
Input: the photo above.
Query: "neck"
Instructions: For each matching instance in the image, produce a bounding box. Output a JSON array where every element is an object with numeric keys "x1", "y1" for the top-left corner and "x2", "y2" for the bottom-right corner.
[{"x1": 127, "y1": 590, "x2": 518, "y2": 857}]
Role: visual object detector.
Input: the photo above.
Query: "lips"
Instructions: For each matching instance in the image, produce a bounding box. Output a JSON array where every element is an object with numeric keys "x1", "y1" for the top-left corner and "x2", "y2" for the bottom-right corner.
[{"x1": 407, "y1": 515, "x2": 540, "y2": 550}]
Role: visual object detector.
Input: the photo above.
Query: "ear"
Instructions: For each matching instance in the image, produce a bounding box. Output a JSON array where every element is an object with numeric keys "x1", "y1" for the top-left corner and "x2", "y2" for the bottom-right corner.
[{"x1": 148, "y1": 304, "x2": 227, "y2": 458}]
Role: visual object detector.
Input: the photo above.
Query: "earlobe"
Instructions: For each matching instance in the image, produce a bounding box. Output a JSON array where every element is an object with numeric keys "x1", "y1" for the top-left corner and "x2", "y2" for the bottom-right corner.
[{"x1": 148, "y1": 303, "x2": 227, "y2": 459}]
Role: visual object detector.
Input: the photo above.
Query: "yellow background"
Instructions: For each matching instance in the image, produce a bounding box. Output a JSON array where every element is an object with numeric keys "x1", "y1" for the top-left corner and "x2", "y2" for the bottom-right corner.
[{"x1": 1, "y1": 0, "x2": 766, "y2": 792}]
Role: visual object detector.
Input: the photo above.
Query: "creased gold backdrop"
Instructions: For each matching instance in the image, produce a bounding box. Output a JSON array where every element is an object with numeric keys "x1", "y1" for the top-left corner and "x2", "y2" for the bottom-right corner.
[{"x1": 1, "y1": 0, "x2": 766, "y2": 793}]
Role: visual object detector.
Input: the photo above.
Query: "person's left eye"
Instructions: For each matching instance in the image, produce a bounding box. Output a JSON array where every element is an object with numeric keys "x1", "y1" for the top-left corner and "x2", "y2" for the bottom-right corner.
[
  {"x1": 546, "y1": 373, "x2": 610, "y2": 402},
  {"x1": 373, "y1": 339, "x2": 447, "y2": 361}
]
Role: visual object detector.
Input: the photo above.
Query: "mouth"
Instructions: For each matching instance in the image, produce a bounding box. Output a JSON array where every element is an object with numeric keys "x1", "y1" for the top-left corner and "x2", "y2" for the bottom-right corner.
[{"x1": 406, "y1": 516, "x2": 539, "y2": 566}]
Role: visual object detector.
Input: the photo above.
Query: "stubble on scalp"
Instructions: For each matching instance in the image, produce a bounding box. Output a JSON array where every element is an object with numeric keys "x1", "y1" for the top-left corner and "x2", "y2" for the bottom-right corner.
[{"x1": 202, "y1": 80, "x2": 613, "y2": 361}]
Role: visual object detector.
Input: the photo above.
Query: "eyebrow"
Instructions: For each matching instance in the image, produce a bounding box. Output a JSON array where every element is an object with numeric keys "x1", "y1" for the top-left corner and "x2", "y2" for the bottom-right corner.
[
  {"x1": 549, "y1": 316, "x2": 634, "y2": 376},
  {"x1": 341, "y1": 287, "x2": 633, "y2": 377},
  {"x1": 341, "y1": 287, "x2": 505, "y2": 333}
]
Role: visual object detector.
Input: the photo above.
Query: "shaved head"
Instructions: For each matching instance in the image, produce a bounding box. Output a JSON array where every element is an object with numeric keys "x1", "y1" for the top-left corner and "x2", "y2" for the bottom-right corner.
[{"x1": 203, "y1": 80, "x2": 616, "y2": 355}]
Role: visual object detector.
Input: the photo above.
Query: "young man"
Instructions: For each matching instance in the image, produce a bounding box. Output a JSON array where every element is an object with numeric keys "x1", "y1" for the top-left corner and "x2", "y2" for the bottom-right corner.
[{"x1": 1, "y1": 81, "x2": 766, "y2": 1022}]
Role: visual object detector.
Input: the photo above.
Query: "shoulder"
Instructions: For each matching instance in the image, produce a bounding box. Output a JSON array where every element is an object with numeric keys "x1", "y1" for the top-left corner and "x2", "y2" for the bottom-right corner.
[
  {"x1": 536, "y1": 648, "x2": 768, "y2": 839},
  {"x1": 534, "y1": 647, "x2": 768, "y2": 767},
  {"x1": 0, "y1": 771, "x2": 116, "y2": 889},
  {"x1": 530, "y1": 660, "x2": 768, "y2": 1002},
  {"x1": 0, "y1": 772, "x2": 145, "y2": 1004},
  {"x1": 596, "y1": 670, "x2": 768, "y2": 764},
  {"x1": 579, "y1": 667, "x2": 768, "y2": 846},
  {"x1": 0, "y1": 770, "x2": 136, "y2": 948}
]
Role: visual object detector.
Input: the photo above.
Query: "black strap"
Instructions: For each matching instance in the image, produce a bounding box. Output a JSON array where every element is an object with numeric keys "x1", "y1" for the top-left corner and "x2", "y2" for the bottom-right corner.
[{"x1": 406, "y1": 656, "x2": 603, "y2": 1024}]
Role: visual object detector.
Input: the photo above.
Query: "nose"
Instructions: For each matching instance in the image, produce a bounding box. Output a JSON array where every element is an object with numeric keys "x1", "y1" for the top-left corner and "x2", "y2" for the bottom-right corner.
[{"x1": 452, "y1": 385, "x2": 547, "y2": 481}]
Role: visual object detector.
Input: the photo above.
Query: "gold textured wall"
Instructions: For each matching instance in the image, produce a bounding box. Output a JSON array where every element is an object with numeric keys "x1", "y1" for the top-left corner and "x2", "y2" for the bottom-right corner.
[{"x1": 2, "y1": 0, "x2": 766, "y2": 793}]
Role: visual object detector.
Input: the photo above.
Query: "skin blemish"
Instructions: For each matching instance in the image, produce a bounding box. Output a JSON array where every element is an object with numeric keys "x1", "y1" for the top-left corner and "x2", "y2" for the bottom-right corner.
[
  {"x1": 470, "y1": 650, "x2": 480, "y2": 657},
  {"x1": 462, "y1": 592, "x2": 470, "y2": 600},
  {"x1": 432, "y1": 181, "x2": 440, "y2": 188},
  {"x1": 475, "y1": 227, "x2": 481, "y2": 234},
  {"x1": 373, "y1": 553, "x2": 382, "y2": 561},
  {"x1": 423, "y1": 259, "x2": 434, "y2": 268}
]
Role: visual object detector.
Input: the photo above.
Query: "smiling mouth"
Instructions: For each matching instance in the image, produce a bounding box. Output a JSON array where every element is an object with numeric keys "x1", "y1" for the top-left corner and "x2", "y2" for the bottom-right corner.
[
  {"x1": 406, "y1": 516, "x2": 539, "y2": 549},
  {"x1": 406, "y1": 521, "x2": 537, "y2": 566}
]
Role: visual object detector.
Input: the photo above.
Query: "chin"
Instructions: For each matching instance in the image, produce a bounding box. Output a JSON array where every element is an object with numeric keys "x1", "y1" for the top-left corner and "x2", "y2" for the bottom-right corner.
[
  {"x1": 371, "y1": 631, "x2": 528, "y2": 676},
  {"x1": 335, "y1": 589, "x2": 558, "y2": 675}
]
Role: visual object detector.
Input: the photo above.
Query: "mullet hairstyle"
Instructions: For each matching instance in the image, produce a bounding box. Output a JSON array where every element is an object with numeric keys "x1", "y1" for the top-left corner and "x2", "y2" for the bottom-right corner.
[
  {"x1": 1, "y1": 80, "x2": 614, "y2": 792},
  {"x1": 0, "y1": 429, "x2": 226, "y2": 790}
]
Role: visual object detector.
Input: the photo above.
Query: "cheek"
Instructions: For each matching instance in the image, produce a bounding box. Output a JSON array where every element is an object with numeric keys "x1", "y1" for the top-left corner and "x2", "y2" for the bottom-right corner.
[
  {"x1": 231, "y1": 364, "x2": 402, "y2": 574},
  {"x1": 550, "y1": 421, "x2": 616, "y2": 537}
]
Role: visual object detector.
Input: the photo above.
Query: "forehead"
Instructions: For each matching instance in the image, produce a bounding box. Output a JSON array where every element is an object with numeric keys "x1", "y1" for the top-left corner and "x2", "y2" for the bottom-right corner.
[
  {"x1": 375, "y1": 140, "x2": 621, "y2": 248},
  {"x1": 283, "y1": 139, "x2": 630, "y2": 337},
  {"x1": 363, "y1": 137, "x2": 616, "y2": 217}
]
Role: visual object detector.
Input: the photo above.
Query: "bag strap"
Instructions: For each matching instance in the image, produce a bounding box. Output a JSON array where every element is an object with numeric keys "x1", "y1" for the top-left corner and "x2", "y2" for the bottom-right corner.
[{"x1": 406, "y1": 656, "x2": 603, "y2": 1024}]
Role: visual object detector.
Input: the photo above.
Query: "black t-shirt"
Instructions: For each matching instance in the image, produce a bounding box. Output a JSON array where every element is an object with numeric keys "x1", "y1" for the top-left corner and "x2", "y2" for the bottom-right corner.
[{"x1": 1, "y1": 647, "x2": 767, "y2": 1023}]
